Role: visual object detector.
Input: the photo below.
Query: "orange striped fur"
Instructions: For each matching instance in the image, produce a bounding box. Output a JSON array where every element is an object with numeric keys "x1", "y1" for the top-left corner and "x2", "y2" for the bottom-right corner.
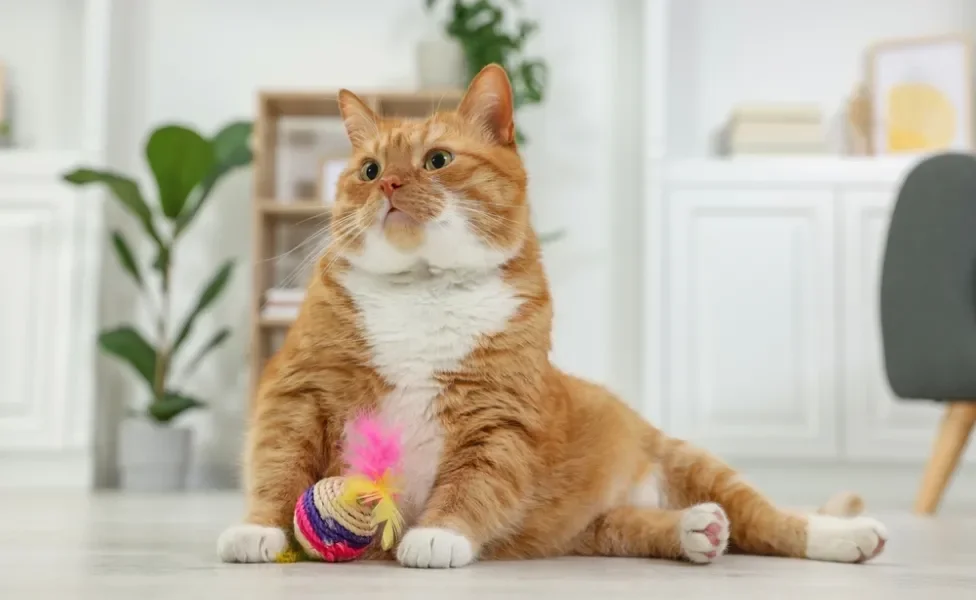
[{"x1": 217, "y1": 65, "x2": 887, "y2": 567}]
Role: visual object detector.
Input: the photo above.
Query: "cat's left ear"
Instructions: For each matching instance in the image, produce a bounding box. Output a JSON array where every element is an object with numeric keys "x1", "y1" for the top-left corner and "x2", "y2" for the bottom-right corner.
[
  {"x1": 338, "y1": 89, "x2": 378, "y2": 147},
  {"x1": 458, "y1": 64, "x2": 516, "y2": 146}
]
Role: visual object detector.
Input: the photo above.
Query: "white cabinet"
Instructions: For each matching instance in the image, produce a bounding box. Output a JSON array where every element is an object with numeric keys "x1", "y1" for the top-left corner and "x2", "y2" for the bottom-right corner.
[
  {"x1": 651, "y1": 157, "x2": 950, "y2": 463},
  {"x1": 0, "y1": 152, "x2": 99, "y2": 486},
  {"x1": 666, "y1": 187, "x2": 838, "y2": 458}
]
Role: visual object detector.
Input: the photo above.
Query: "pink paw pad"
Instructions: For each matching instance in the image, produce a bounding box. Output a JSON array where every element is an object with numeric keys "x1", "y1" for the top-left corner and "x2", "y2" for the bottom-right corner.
[
  {"x1": 702, "y1": 522, "x2": 723, "y2": 547},
  {"x1": 856, "y1": 537, "x2": 886, "y2": 562},
  {"x1": 679, "y1": 503, "x2": 730, "y2": 564}
]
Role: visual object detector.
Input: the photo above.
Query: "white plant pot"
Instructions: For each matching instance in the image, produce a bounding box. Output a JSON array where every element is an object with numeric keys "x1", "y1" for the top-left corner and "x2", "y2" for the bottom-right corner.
[
  {"x1": 416, "y1": 38, "x2": 467, "y2": 90},
  {"x1": 117, "y1": 418, "x2": 192, "y2": 492}
]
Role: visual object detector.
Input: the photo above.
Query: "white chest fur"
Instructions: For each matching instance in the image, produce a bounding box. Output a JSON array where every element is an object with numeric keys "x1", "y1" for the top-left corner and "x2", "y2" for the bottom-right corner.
[{"x1": 340, "y1": 268, "x2": 522, "y2": 521}]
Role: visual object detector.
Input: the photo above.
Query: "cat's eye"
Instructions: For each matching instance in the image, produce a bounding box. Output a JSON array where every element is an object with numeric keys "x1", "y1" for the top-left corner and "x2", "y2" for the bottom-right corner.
[
  {"x1": 424, "y1": 149, "x2": 453, "y2": 171},
  {"x1": 360, "y1": 160, "x2": 381, "y2": 181}
]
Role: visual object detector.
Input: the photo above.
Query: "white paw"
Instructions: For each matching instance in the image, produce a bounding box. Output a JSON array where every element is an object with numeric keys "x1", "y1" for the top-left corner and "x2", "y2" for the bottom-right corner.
[
  {"x1": 396, "y1": 527, "x2": 476, "y2": 569},
  {"x1": 217, "y1": 524, "x2": 289, "y2": 563},
  {"x1": 679, "y1": 503, "x2": 730, "y2": 564},
  {"x1": 805, "y1": 515, "x2": 887, "y2": 563}
]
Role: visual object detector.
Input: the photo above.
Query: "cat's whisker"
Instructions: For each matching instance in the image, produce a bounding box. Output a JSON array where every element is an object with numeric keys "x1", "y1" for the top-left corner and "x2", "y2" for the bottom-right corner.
[
  {"x1": 271, "y1": 209, "x2": 361, "y2": 290},
  {"x1": 456, "y1": 204, "x2": 522, "y2": 228},
  {"x1": 320, "y1": 217, "x2": 366, "y2": 275}
]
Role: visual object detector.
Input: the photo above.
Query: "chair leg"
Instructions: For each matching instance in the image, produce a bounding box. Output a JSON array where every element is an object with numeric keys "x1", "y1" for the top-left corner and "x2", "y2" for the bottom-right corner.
[{"x1": 914, "y1": 402, "x2": 976, "y2": 515}]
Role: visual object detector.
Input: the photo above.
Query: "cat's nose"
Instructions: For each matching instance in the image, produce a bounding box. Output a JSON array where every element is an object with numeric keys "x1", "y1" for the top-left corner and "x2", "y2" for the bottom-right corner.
[{"x1": 379, "y1": 175, "x2": 403, "y2": 198}]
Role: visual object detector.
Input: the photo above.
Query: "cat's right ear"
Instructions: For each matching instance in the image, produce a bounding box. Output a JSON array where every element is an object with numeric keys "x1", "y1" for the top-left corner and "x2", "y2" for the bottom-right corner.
[
  {"x1": 458, "y1": 64, "x2": 516, "y2": 146},
  {"x1": 338, "y1": 89, "x2": 378, "y2": 147}
]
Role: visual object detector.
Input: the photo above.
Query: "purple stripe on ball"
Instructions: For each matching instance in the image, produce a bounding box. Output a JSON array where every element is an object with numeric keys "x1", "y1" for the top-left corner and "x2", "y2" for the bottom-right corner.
[{"x1": 301, "y1": 487, "x2": 373, "y2": 548}]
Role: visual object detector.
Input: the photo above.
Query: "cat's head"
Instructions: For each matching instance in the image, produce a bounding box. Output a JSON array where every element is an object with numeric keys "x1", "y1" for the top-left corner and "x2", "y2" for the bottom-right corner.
[{"x1": 330, "y1": 64, "x2": 529, "y2": 276}]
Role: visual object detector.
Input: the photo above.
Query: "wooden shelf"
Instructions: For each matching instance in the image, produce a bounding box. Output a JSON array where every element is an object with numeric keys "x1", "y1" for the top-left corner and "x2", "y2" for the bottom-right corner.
[
  {"x1": 259, "y1": 200, "x2": 332, "y2": 219},
  {"x1": 259, "y1": 316, "x2": 296, "y2": 329},
  {"x1": 260, "y1": 89, "x2": 464, "y2": 118}
]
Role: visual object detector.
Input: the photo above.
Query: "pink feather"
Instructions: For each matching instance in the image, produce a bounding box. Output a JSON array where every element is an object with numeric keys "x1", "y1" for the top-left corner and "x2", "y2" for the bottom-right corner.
[{"x1": 342, "y1": 414, "x2": 403, "y2": 481}]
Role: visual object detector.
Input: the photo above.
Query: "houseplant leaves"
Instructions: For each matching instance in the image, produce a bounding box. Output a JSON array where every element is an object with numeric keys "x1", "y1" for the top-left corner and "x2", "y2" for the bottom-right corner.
[
  {"x1": 111, "y1": 230, "x2": 144, "y2": 289},
  {"x1": 149, "y1": 392, "x2": 205, "y2": 423},
  {"x1": 62, "y1": 169, "x2": 163, "y2": 246},
  {"x1": 146, "y1": 125, "x2": 216, "y2": 219},
  {"x1": 171, "y1": 260, "x2": 235, "y2": 356},
  {"x1": 174, "y1": 121, "x2": 253, "y2": 237},
  {"x1": 63, "y1": 120, "x2": 251, "y2": 427},
  {"x1": 98, "y1": 326, "x2": 157, "y2": 388}
]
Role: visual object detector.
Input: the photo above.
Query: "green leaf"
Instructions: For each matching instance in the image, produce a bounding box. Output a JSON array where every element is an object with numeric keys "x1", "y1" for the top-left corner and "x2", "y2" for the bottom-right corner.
[
  {"x1": 146, "y1": 125, "x2": 216, "y2": 219},
  {"x1": 111, "y1": 230, "x2": 143, "y2": 288},
  {"x1": 171, "y1": 261, "x2": 235, "y2": 357},
  {"x1": 98, "y1": 326, "x2": 157, "y2": 388},
  {"x1": 174, "y1": 121, "x2": 254, "y2": 237},
  {"x1": 211, "y1": 121, "x2": 253, "y2": 171},
  {"x1": 149, "y1": 392, "x2": 204, "y2": 423},
  {"x1": 182, "y1": 328, "x2": 231, "y2": 379},
  {"x1": 63, "y1": 169, "x2": 163, "y2": 245},
  {"x1": 152, "y1": 245, "x2": 171, "y2": 277}
]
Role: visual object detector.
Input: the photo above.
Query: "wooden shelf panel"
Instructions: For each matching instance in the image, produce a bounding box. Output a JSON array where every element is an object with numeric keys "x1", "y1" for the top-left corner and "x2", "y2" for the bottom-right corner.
[
  {"x1": 261, "y1": 92, "x2": 342, "y2": 118},
  {"x1": 258, "y1": 200, "x2": 332, "y2": 219},
  {"x1": 260, "y1": 89, "x2": 464, "y2": 118},
  {"x1": 259, "y1": 316, "x2": 295, "y2": 329}
]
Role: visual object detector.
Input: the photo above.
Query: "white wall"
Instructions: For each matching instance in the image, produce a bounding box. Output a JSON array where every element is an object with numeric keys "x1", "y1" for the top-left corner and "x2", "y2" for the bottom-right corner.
[
  {"x1": 96, "y1": 0, "x2": 627, "y2": 487},
  {"x1": 667, "y1": 0, "x2": 976, "y2": 156},
  {"x1": 0, "y1": 0, "x2": 84, "y2": 149}
]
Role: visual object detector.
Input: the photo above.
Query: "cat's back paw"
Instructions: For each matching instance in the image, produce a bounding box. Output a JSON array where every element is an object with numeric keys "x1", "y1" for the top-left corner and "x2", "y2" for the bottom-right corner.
[
  {"x1": 679, "y1": 502, "x2": 730, "y2": 564},
  {"x1": 217, "y1": 524, "x2": 289, "y2": 563},
  {"x1": 805, "y1": 515, "x2": 887, "y2": 563}
]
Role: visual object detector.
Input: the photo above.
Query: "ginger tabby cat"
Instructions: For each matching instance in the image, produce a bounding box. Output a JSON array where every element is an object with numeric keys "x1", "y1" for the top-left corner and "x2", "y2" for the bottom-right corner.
[{"x1": 218, "y1": 65, "x2": 887, "y2": 568}]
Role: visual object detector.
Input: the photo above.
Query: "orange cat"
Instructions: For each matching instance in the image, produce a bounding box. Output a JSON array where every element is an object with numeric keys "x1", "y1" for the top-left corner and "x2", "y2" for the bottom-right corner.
[{"x1": 217, "y1": 65, "x2": 887, "y2": 567}]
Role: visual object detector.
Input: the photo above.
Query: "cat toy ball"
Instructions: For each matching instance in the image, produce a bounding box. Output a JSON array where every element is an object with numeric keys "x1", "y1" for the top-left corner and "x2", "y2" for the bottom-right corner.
[{"x1": 291, "y1": 415, "x2": 405, "y2": 562}]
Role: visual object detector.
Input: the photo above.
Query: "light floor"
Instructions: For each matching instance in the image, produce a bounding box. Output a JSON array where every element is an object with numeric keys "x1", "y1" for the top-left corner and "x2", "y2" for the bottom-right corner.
[{"x1": 1, "y1": 493, "x2": 973, "y2": 599}]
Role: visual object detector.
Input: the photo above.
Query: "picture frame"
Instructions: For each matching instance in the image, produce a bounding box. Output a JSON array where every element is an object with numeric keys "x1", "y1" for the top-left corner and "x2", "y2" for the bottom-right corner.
[
  {"x1": 865, "y1": 34, "x2": 973, "y2": 156},
  {"x1": 316, "y1": 156, "x2": 347, "y2": 205}
]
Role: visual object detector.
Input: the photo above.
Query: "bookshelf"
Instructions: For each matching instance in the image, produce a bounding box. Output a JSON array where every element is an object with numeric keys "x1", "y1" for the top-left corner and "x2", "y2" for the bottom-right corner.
[{"x1": 249, "y1": 89, "x2": 463, "y2": 396}]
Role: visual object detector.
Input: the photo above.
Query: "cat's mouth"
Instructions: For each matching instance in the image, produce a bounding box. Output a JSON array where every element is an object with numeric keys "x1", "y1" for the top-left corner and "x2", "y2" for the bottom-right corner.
[
  {"x1": 382, "y1": 202, "x2": 420, "y2": 228},
  {"x1": 384, "y1": 206, "x2": 417, "y2": 227}
]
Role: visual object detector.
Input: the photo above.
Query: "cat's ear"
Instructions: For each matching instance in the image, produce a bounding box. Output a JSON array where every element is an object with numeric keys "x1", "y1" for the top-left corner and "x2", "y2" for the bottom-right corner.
[
  {"x1": 338, "y1": 89, "x2": 379, "y2": 147},
  {"x1": 458, "y1": 64, "x2": 516, "y2": 146}
]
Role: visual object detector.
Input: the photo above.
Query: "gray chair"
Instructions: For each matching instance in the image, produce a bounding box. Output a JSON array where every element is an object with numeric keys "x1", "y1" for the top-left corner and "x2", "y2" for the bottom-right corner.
[{"x1": 880, "y1": 151, "x2": 976, "y2": 514}]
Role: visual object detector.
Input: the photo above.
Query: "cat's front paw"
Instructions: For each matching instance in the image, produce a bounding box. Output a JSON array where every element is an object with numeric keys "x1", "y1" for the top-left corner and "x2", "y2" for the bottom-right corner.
[
  {"x1": 679, "y1": 503, "x2": 730, "y2": 564},
  {"x1": 396, "y1": 527, "x2": 476, "y2": 568},
  {"x1": 805, "y1": 515, "x2": 887, "y2": 563},
  {"x1": 217, "y1": 524, "x2": 289, "y2": 563}
]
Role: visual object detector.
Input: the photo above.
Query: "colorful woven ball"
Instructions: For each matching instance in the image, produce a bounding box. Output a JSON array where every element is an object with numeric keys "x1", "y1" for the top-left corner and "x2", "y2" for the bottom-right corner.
[
  {"x1": 293, "y1": 476, "x2": 376, "y2": 562},
  {"x1": 291, "y1": 414, "x2": 404, "y2": 563}
]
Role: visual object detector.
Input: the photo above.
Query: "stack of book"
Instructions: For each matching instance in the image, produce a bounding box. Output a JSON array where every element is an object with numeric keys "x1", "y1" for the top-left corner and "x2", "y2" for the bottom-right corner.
[
  {"x1": 719, "y1": 104, "x2": 827, "y2": 156},
  {"x1": 261, "y1": 287, "x2": 305, "y2": 321}
]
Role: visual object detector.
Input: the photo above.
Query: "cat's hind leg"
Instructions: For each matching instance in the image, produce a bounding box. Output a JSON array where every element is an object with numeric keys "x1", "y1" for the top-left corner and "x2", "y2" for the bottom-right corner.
[
  {"x1": 571, "y1": 504, "x2": 730, "y2": 564},
  {"x1": 655, "y1": 437, "x2": 887, "y2": 563}
]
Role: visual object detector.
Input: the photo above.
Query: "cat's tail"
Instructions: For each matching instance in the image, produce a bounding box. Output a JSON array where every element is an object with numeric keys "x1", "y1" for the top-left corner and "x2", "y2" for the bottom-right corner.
[{"x1": 816, "y1": 491, "x2": 865, "y2": 517}]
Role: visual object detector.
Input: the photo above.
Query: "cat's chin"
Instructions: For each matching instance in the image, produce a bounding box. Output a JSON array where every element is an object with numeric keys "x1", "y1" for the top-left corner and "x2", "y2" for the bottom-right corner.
[{"x1": 382, "y1": 214, "x2": 425, "y2": 252}]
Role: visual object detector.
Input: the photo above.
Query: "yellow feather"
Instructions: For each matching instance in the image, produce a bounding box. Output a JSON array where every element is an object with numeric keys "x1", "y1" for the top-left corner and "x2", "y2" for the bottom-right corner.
[
  {"x1": 338, "y1": 472, "x2": 404, "y2": 550},
  {"x1": 373, "y1": 496, "x2": 404, "y2": 550}
]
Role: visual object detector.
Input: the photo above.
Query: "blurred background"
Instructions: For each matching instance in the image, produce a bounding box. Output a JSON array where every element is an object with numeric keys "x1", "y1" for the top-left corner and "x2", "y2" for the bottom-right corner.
[{"x1": 1, "y1": 0, "x2": 975, "y2": 513}]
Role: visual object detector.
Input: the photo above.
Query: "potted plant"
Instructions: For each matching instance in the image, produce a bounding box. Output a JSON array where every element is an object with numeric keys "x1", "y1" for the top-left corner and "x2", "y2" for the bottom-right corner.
[
  {"x1": 423, "y1": 0, "x2": 548, "y2": 144},
  {"x1": 63, "y1": 121, "x2": 253, "y2": 491}
]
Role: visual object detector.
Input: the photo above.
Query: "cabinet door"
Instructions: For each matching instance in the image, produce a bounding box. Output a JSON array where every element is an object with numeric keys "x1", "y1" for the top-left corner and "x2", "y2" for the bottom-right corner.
[
  {"x1": 839, "y1": 189, "x2": 972, "y2": 462},
  {"x1": 665, "y1": 187, "x2": 837, "y2": 459},
  {"x1": 0, "y1": 181, "x2": 77, "y2": 451}
]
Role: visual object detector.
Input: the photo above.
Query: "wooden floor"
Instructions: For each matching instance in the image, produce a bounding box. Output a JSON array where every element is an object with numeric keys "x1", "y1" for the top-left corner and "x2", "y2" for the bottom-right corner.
[{"x1": 1, "y1": 493, "x2": 973, "y2": 598}]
